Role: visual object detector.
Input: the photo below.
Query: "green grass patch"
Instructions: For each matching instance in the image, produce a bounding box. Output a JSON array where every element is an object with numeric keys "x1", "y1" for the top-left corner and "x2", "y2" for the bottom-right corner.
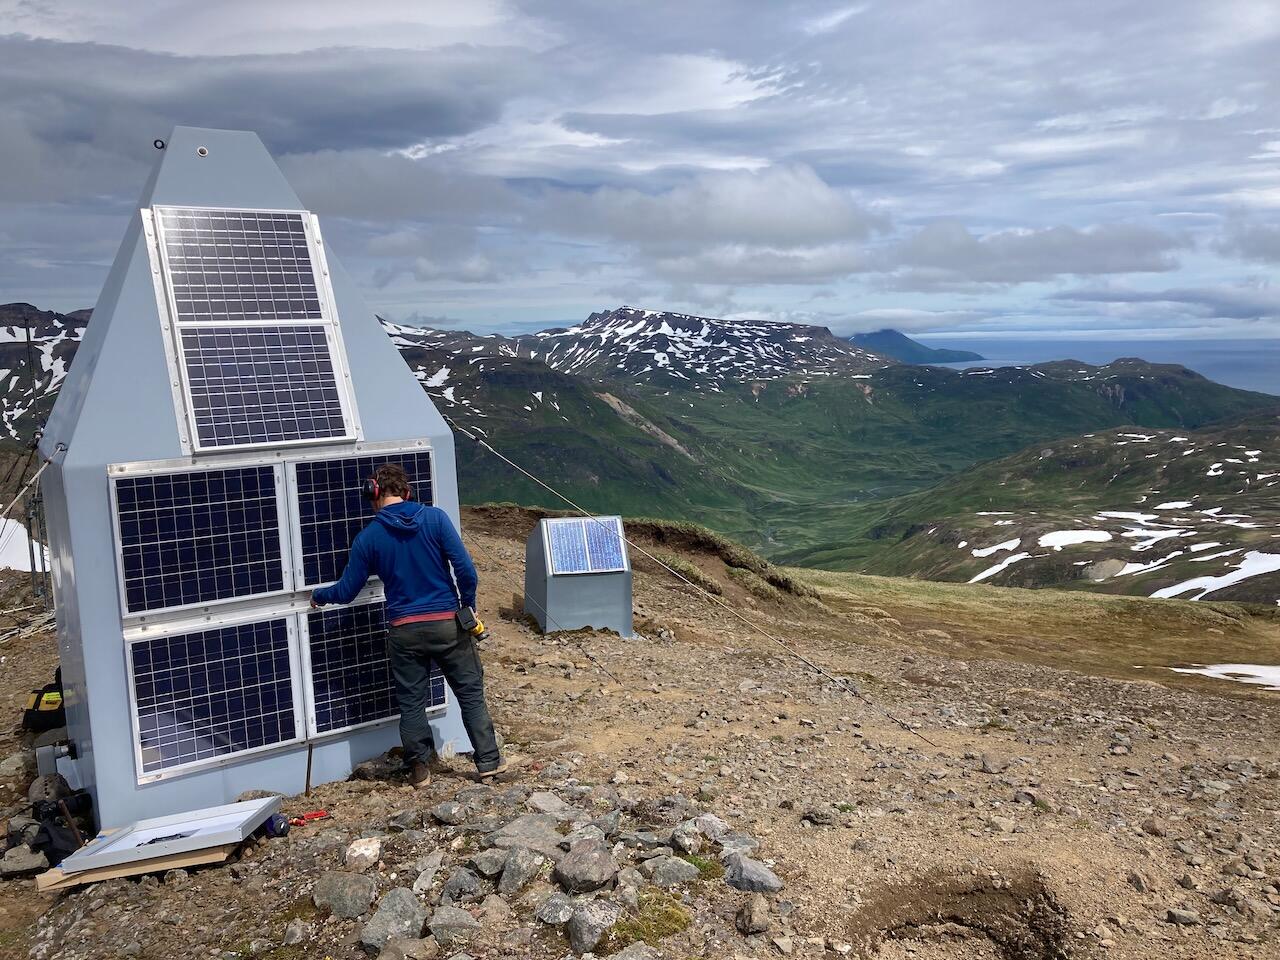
[
  {"x1": 679, "y1": 853, "x2": 724, "y2": 880},
  {"x1": 606, "y1": 889, "x2": 692, "y2": 952},
  {"x1": 726, "y1": 566, "x2": 785, "y2": 603},
  {"x1": 650, "y1": 550, "x2": 723, "y2": 595}
]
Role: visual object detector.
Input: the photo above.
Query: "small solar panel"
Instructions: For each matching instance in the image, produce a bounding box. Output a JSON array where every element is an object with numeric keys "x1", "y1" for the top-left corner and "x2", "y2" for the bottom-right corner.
[
  {"x1": 546, "y1": 516, "x2": 628, "y2": 575},
  {"x1": 180, "y1": 324, "x2": 349, "y2": 448},
  {"x1": 114, "y1": 465, "x2": 284, "y2": 613},
  {"x1": 130, "y1": 619, "x2": 297, "y2": 775},
  {"x1": 585, "y1": 517, "x2": 626, "y2": 571},
  {"x1": 156, "y1": 207, "x2": 322, "y2": 323},
  {"x1": 293, "y1": 449, "x2": 434, "y2": 587},
  {"x1": 547, "y1": 519, "x2": 590, "y2": 574},
  {"x1": 306, "y1": 600, "x2": 446, "y2": 735}
]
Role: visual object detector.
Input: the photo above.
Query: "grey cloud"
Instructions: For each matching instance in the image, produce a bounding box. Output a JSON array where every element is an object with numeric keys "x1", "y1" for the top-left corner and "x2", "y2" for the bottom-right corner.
[
  {"x1": 1218, "y1": 221, "x2": 1280, "y2": 265},
  {"x1": 886, "y1": 221, "x2": 1191, "y2": 289},
  {"x1": 0, "y1": 35, "x2": 532, "y2": 199},
  {"x1": 1052, "y1": 284, "x2": 1280, "y2": 322}
]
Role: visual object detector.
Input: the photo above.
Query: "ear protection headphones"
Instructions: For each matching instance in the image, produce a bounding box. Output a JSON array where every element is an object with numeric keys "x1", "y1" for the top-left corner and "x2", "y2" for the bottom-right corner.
[{"x1": 362, "y1": 477, "x2": 414, "y2": 502}]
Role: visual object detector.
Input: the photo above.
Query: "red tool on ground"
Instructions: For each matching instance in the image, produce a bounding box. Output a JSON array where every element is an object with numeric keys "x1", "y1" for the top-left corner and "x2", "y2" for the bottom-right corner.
[{"x1": 288, "y1": 810, "x2": 330, "y2": 827}]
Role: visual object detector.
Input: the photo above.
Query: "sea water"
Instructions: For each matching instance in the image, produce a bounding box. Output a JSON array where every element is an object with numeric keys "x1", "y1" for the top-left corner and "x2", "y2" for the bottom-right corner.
[{"x1": 927, "y1": 339, "x2": 1280, "y2": 396}]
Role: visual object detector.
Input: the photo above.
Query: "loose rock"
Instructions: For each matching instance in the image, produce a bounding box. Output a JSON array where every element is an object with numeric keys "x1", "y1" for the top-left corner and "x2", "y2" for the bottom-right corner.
[
  {"x1": 553, "y1": 838, "x2": 617, "y2": 893},
  {"x1": 428, "y1": 905, "x2": 481, "y2": 948},
  {"x1": 360, "y1": 888, "x2": 428, "y2": 955},
  {"x1": 724, "y1": 854, "x2": 784, "y2": 893},
  {"x1": 314, "y1": 871, "x2": 378, "y2": 919},
  {"x1": 567, "y1": 899, "x2": 622, "y2": 955}
]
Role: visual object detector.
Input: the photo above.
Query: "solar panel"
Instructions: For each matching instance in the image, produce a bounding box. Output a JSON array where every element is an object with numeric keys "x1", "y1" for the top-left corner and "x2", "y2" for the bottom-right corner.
[
  {"x1": 155, "y1": 208, "x2": 322, "y2": 323},
  {"x1": 179, "y1": 325, "x2": 349, "y2": 448},
  {"x1": 585, "y1": 517, "x2": 627, "y2": 572},
  {"x1": 305, "y1": 600, "x2": 446, "y2": 735},
  {"x1": 130, "y1": 619, "x2": 297, "y2": 775},
  {"x1": 547, "y1": 519, "x2": 590, "y2": 574},
  {"x1": 292, "y1": 449, "x2": 434, "y2": 587},
  {"x1": 114, "y1": 465, "x2": 284, "y2": 613},
  {"x1": 545, "y1": 517, "x2": 628, "y2": 575}
]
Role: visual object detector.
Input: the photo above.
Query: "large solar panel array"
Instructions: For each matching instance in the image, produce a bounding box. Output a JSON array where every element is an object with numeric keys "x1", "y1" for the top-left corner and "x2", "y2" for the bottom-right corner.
[
  {"x1": 152, "y1": 205, "x2": 356, "y2": 451},
  {"x1": 306, "y1": 600, "x2": 445, "y2": 735},
  {"x1": 545, "y1": 516, "x2": 628, "y2": 575},
  {"x1": 179, "y1": 325, "x2": 348, "y2": 448},
  {"x1": 156, "y1": 207, "x2": 322, "y2": 323},
  {"x1": 293, "y1": 449, "x2": 434, "y2": 587},
  {"x1": 130, "y1": 619, "x2": 297, "y2": 775},
  {"x1": 114, "y1": 466, "x2": 284, "y2": 613}
]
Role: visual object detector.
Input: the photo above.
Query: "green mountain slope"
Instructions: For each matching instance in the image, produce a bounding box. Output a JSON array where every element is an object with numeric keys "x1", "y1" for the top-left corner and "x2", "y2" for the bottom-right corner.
[
  {"x1": 777, "y1": 411, "x2": 1280, "y2": 603},
  {"x1": 848, "y1": 329, "x2": 984, "y2": 363}
]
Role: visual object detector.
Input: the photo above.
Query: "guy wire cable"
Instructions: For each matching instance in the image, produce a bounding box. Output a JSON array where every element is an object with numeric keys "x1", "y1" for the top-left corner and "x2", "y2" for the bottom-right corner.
[{"x1": 440, "y1": 413, "x2": 937, "y2": 748}]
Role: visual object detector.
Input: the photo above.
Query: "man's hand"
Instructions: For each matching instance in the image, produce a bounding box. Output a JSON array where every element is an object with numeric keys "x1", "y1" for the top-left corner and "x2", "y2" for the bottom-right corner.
[{"x1": 310, "y1": 594, "x2": 322, "y2": 609}]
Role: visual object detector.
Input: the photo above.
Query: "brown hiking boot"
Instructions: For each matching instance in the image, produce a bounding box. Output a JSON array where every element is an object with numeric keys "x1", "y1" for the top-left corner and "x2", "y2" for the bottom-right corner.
[
  {"x1": 409, "y1": 760, "x2": 432, "y2": 789},
  {"x1": 476, "y1": 758, "x2": 510, "y2": 781}
]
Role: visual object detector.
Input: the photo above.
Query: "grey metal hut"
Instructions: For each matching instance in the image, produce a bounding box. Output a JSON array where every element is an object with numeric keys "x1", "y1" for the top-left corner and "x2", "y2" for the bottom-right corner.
[{"x1": 38, "y1": 126, "x2": 469, "y2": 830}]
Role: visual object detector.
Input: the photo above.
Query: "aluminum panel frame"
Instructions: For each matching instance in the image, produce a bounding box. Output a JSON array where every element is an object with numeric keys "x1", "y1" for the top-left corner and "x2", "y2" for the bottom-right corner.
[
  {"x1": 283, "y1": 439, "x2": 434, "y2": 590},
  {"x1": 107, "y1": 460, "x2": 294, "y2": 622},
  {"x1": 297, "y1": 592, "x2": 449, "y2": 741},
  {"x1": 149, "y1": 204, "x2": 363, "y2": 454},
  {"x1": 124, "y1": 610, "x2": 306, "y2": 786}
]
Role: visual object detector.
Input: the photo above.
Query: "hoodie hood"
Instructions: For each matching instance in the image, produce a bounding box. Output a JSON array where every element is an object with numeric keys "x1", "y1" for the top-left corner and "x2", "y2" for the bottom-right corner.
[{"x1": 375, "y1": 501, "x2": 427, "y2": 536}]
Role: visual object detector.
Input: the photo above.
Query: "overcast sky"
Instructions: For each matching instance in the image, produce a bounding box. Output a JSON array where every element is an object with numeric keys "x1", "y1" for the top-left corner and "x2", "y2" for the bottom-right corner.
[{"x1": 2, "y1": 0, "x2": 1278, "y2": 339}]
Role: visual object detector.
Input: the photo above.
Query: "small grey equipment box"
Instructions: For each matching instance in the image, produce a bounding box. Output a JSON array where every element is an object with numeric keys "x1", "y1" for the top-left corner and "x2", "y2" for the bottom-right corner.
[{"x1": 524, "y1": 516, "x2": 633, "y2": 638}]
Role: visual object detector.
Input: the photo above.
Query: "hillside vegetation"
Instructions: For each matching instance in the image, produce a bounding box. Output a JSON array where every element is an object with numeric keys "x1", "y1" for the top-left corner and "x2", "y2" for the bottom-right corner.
[{"x1": 780, "y1": 412, "x2": 1280, "y2": 603}]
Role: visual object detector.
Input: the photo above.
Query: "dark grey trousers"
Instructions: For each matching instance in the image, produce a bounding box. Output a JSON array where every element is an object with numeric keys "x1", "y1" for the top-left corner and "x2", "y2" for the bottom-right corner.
[{"x1": 388, "y1": 619, "x2": 502, "y2": 771}]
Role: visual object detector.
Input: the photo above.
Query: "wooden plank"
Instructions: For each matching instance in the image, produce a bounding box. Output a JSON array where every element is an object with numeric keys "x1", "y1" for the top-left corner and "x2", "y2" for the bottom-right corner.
[{"x1": 35, "y1": 843, "x2": 234, "y2": 893}]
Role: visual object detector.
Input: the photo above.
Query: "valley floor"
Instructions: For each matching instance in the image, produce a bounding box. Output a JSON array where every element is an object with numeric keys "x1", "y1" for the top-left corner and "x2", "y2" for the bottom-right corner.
[{"x1": 0, "y1": 505, "x2": 1277, "y2": 959}]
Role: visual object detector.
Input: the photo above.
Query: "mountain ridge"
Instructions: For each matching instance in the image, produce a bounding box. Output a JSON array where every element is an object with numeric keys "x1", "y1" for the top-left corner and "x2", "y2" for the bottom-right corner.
[{"x1": 849, "y1": 328, "x2": 984, "y2": 363}]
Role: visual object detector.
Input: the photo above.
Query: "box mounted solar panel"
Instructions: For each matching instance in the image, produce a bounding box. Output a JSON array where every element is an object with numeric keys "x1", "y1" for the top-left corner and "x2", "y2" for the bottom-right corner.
[
  {"x1": 543, "y1": 516, "x2": 629, "y2": 575},
  {"x1": 286, "y1": 441, "x2": 434, "y2": 589},
  {"x1": 125, "y1": 612, "x2": 304, "y2": 784},
  {"x1": 301, "y1": 596, "x2": 447, "y2": 738},
  {"x1": 108, "y1": 459, "x2": 291, "y2": 617},
  {"x1": 142, "y1": 205, "x2": 361, "y2": 453}
]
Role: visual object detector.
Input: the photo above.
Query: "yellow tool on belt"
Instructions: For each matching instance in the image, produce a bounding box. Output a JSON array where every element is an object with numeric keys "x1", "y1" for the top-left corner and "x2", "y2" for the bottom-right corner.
[{"x1": 457, "y1": 606, "x2": 489, "y2": 640}]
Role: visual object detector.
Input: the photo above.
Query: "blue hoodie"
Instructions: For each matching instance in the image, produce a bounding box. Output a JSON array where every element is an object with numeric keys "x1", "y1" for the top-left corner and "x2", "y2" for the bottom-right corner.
[{"x1": 312, "y1": 502, "x2": 478, "y2": 622}]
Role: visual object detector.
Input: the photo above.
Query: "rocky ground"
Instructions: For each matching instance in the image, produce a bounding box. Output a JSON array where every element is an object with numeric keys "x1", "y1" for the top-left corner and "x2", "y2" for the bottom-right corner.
[{"x1": 0, "y1": 504, "x2": 1277, "y2": 959}]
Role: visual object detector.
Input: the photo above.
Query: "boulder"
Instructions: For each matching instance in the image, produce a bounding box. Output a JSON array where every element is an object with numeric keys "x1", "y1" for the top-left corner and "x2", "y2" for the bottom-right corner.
[
  {"x1": 314, "y1": 871, "x2": 378, "y2": 919},
  {"x1": 428, "y1": 905, "x2": 481, "y2": 947},
  {"x1": 526, "y1": 791, "x2": 579, "y2": 821},
  {"x1": 429, "y1": 800, "x2": 471, "y2": 826},
  {"x1": 345, "y1": 837, "x2": 383, "y2": 872},
  {"x1": 497, "y1": 847, "x2": 545, "y2": 895},
  {"x1": 736, "y1": 893, "x2": 771, "y2": 934},
  {"x1": 534, "y1": 891, "x2": 574, "y2": 926},
  {"x1": 643, "y1": 855, "x2": 701, "y2": 888},
  {"x1": 491, "y1": 814, "x2": 565, "y2": 860},
  {"x1": 567, "y1": 899, "x2": 622, "y2": 955},
  {"x1": 468, "y1": 848, "x2": 508, "y2": 879},
  {"x1": 724, "y1": 854, "x2": 784, "y2": 894},
  {"x1": 360, "y1": 888, "x2": 428, "y2": 956},
  {"x1": 440, "y1": 867, "x2": 483, "y2": 904},
  {"x1": 0, "y1": 844, "x2": 47, "y2": 877},
  {"x1": 553, "y1": 838, "x2": 617, "y2": 893}
]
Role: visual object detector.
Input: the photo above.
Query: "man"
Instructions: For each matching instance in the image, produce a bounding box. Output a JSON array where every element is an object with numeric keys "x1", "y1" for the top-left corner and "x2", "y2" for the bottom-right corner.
[{"x1": 310, "y1": 463, "x2": 505, "y2": 788}]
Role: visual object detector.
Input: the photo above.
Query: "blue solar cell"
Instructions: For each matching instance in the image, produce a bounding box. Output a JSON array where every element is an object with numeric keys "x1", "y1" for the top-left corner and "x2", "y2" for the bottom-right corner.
[
  {"x1": 115, "y1": 466, "x2": 283, "y2": 613},
  {"x1": 131, "y1": 619, "x2": 296, "y2": 774},
  {"x1": 156, "y1": 208, "x2": 322, "y2": 324},
  {"x1": 547, "y1": 519, "x2": 590, "y2": 575},
  {"x1": 584, "y1": 517, "x2": 626, "y2": 572},
  {"x1": 294, "y1": 449, "x2": 434, "y2": 587},
  {"x1": 306, "y1": 600, "x2": 445, "y2": 734},
  {"x1": 180, "y1": 325, "x2": 348, "y2": 448}
]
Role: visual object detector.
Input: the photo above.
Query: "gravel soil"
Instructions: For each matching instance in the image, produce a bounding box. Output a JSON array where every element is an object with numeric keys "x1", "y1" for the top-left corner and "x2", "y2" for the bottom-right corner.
[{"x1": 0, "y1": 505, "x2": 1276, "y2": 959}]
